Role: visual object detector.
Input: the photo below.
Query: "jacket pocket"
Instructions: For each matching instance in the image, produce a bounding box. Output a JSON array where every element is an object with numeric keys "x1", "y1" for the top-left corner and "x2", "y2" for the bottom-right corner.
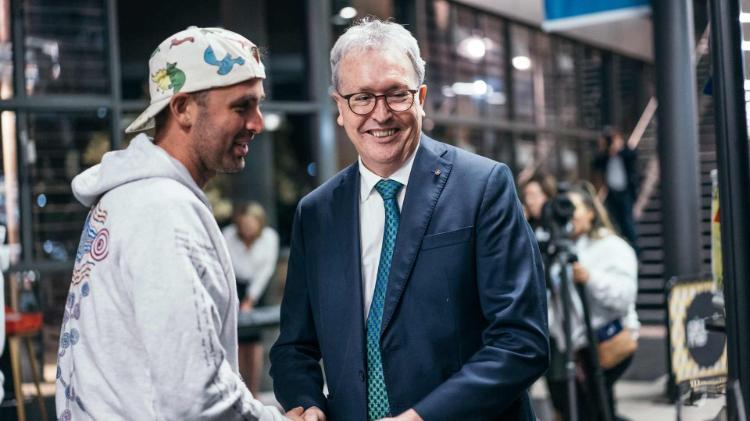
[{"x1": 421, "y1": 226, "x2": 473, "y2": 250}]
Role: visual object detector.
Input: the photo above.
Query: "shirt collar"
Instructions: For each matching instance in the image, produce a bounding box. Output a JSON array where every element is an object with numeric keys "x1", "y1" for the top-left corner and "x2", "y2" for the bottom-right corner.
[{"x1": 359, "y1": 140, "x2": 420, "y2": 203}]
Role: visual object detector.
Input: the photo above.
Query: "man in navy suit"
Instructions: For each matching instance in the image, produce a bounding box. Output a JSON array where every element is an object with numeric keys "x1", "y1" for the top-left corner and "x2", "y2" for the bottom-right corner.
[{"x1": 270, "y1": 17, "x2": 548, "y2": 421}]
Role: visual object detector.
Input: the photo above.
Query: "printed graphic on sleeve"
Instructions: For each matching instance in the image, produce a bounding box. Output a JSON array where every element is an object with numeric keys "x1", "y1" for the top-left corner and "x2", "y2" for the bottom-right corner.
[{"x1": 57, "y1": 202, "x2": 110, "y2": 420}]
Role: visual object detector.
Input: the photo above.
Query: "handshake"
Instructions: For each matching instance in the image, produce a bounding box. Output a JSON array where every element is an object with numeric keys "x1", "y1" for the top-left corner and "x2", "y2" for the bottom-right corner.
[{"x1": 285, "y1": 406, "x2": 423, "y2": 421}]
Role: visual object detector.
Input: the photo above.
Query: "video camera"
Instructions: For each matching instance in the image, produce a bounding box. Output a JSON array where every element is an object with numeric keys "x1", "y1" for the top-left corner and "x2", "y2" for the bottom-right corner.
[{"x1": 534, "y1": 181, "x2": 576, "y2": 262}]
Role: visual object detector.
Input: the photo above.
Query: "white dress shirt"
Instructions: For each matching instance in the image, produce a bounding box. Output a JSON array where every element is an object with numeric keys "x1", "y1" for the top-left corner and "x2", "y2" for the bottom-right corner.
[
  {"x1": 358, "y1": 144, "x2": 419, "y2": 320},
  {"x1": 222, "y1": 225, "x2": 280, "y2": 303}
]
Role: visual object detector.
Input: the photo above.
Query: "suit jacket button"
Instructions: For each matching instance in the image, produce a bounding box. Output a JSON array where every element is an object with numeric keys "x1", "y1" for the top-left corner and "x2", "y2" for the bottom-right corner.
[{"x1": 359, "y1": 370, "x2": 365, "y2": 382}]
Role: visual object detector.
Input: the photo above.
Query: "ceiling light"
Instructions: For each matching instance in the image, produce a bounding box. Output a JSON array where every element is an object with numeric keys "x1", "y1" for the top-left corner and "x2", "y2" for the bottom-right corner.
[
  {"x1": 512, "y1": 55, "x2": 532, "y2": 71},
  {"x1": 451, "y1": 80, "x2": 488, "y2": 96},
  {"x1": 339, "y1": 7, "x2": 357, "y2": 19},
  {"x1": 264, "y1": 113, "x2": 282, "y2": 131},
  {"x1": 457, "y1": 36, "x2": 486, "y2": 60}
]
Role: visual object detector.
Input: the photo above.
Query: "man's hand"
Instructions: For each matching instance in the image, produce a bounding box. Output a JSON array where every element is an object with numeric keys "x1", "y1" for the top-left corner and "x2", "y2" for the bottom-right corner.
[
  {"x1": 286, "y1": 406, "x2": 304, "y2": 421},
  {"x1": 300, "y1": 406, "x2": 326, "y2": 421},
  {"x1": 379, "y1": 409, "x2": 423, "y2": 421},
  {"x1": 572, "y1": 262, "x2": 589, "y2": 284}
]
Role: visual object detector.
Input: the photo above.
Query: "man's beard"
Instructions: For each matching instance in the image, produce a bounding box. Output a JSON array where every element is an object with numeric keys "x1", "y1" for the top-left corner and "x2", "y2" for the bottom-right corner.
[{"x1": 193, "y1": 109, "x2": 245, "y2": 174}]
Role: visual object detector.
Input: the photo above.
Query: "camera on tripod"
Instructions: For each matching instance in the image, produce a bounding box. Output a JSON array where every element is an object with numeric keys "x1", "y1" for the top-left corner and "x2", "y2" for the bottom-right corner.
[{"x1": 535, "y1": 182, "x2": 576, "y2": 263}]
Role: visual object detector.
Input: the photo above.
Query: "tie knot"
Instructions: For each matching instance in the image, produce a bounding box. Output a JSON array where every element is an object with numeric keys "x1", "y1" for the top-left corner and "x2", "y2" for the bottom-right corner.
[{"x1": 375, "y1": 179, "x2": 403, "y2": 201}]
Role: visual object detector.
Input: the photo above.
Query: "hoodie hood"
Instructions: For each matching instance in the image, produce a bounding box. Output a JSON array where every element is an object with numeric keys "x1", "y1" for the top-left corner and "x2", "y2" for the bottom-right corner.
[{"x1": 72, "y1": 134, "x2": 210, "y2": 209}]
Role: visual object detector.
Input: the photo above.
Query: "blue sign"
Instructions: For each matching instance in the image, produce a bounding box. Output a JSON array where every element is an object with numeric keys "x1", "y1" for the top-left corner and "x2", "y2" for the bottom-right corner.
[{"x1": 543, "y1": 0, "x2": 650, "y2": 31}]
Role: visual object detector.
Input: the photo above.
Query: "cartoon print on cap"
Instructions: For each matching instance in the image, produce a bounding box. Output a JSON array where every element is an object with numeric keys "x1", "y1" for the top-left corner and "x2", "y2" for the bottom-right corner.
[
  {"x1": 169, "y1": 36, "x2": 195, "y2": 48},
  {"x1": 204, "y1": 46, "x2": 246, "y2": 75},
  {"x1": 151, "y1": 62, "x2": 186, "y2": 93}
]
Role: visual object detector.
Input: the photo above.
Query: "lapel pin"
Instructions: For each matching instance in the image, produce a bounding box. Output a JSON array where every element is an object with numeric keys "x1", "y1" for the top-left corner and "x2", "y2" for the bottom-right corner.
[{"x1": 434, "y1": 168, "x2": 441, "y2": 176}]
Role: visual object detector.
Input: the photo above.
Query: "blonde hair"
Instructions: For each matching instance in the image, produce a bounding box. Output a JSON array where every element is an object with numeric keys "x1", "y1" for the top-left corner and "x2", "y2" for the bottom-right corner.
[
  {"x1": 232, "y1": 201, "x2": 267, "y2": 228},
  {"x1": 567, "y1": 181, "x2": 615, "y2": 239}
]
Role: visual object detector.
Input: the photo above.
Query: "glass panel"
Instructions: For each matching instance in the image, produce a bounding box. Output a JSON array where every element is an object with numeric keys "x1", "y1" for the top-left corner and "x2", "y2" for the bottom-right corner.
[
  {"x1": 511, "y1": 24, "x2": 534, "y2": 123},
  {"x1": 543, "y1": 37, "x2": 578, "y2": 128},
  {"x1": 23, "y1": 111, "x2": 110, "y2": 261},
  {"x1": 24, "y1": 0, "x2": 109, "y2": 95},
  {"x1": 514, "y1": 136, "x2": 537, "y2": 170},
  {"x1": 119, "y1": 0, "x2": 310, "y2": 101},
  {"x1": 423, "y1": 2, "x2": 507, "y2": 120},
  {"x1": 264, "y1": 0, "x2": 310, "y2": 100},
  {"x1": 614, "y1": 55, "x2": 647, "y2": 133},
  {"x1": 452, "y1": 6, "x2": 483, "y2": 119},
  {"x1": 577, "y1": 46, "x2": 604, "y2": 130},
  {"x1": 0, "y1": 0, "x2": 12, "y2": 99},
  {"x1": 480, "y1": 13, "x2": 508, "y2": 119},
  {"x1": 425, "y1": 124, "x2": 515, "y2": 170},
  {"x1": 273, "y1": 114, "x2": 315, "y2": 246},
  {"x1": 423, "y1": 0, "x2": 455, "y2": 116}
]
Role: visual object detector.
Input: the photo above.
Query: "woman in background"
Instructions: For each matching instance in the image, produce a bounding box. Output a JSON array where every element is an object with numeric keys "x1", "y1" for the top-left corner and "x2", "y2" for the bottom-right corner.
[
  {"x1": 547, "y1": 182, "x2": 639, "y2": 421},
  {"x1": 222, "y1": 202, "x2": 279, "y2": 395},
  {"x1": 520, "y1": 173, "x2": 557, "y2": 231}
]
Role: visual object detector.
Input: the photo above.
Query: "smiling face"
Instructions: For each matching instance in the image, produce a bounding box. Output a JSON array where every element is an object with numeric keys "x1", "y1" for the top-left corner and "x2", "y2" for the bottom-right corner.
[
  {"x1": 190, "y1": 78, "x2": 265, "y2": 179},
  {"x1": 334, "y1": 48, "x2": 427, "y2": 178}
]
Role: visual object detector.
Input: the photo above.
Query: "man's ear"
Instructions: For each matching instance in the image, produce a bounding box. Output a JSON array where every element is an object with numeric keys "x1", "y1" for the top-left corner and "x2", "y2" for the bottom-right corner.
[
  {"x1": 169, "y1": 93, "x2": 196, "y2": 129},
  {"x1": 332, "y1": 94, "x2": 345, "y2": 126},
  {"x1": 417, "y1": 84, "x2": 428, "y2": 118}
]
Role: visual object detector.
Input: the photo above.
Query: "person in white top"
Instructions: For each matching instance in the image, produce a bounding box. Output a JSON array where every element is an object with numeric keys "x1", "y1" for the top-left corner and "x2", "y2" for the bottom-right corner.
[
  {"x1": 547, "y1": 181, "x2": 639, "y2": 421},
  {"x1": 222, "y1": 202, "x2": 279, "y2": 394},
  {"x1": 54, "y1": 26, "x2": 301, "y2": 421}
]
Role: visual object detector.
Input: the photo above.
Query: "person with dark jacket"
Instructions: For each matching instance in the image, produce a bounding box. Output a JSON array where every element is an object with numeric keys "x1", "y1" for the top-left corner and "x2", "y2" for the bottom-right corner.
[
  {"x1": 592, "y1": 127, "x2": 640, "y2": 254},
  {"x1": 270, "y1": 17, "x2": 548, "y2": 421}
]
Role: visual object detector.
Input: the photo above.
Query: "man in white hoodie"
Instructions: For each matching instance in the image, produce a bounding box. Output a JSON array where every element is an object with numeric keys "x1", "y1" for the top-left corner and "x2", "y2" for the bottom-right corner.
[{"x1": 55, "y1": 27, "x2": 301, "y2": 421}]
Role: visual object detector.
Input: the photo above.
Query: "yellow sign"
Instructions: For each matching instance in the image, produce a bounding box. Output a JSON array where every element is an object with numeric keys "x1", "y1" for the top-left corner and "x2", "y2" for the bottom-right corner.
[{"x1": 669, "y1": 279, "x2": 727, "y2": 385}]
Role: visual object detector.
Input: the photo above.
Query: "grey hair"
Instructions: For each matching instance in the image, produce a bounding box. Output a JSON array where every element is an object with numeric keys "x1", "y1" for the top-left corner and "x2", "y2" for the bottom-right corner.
[{"x1": 330, "y1": 17, "x2": 426, "y2": 90}]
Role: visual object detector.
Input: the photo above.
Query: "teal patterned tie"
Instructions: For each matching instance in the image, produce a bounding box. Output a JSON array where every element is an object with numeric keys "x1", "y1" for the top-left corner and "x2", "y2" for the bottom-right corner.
[{"x1": 367, "y1": 179, "x2": 403, "y2": 420}]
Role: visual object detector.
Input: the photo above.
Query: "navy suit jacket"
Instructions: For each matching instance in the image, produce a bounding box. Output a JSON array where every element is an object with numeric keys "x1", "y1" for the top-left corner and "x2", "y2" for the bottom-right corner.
[{"x1": 270, "y1": 135, "x2": 549, "y2": 421}]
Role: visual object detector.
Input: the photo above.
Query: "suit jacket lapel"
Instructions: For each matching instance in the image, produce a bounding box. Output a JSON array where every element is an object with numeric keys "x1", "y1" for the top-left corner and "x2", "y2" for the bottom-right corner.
[
  {"x1": 332, "y1": 165, "x2": 366, "y2": 349},
  {"x1": 380, "y1": 135, "x2": 453, "y2": 335}
]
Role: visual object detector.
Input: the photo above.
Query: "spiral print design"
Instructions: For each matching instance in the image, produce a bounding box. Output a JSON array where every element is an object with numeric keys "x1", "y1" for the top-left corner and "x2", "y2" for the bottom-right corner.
[{"x1": 90, "y1": 228, "x2": 109, "y2": 261}]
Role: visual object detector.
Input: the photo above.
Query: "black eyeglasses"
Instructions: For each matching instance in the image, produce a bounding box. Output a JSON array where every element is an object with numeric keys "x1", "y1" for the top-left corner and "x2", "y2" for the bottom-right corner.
[{"x1": 338, "y1": 89, "x2": 418, "y2": 116}]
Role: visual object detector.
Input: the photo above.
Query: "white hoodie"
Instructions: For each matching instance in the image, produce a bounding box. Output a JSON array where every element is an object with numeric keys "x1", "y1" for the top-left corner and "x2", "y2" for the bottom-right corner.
[{"x1": 55, "y1": 134, "x2": 286, "y2": 421}]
